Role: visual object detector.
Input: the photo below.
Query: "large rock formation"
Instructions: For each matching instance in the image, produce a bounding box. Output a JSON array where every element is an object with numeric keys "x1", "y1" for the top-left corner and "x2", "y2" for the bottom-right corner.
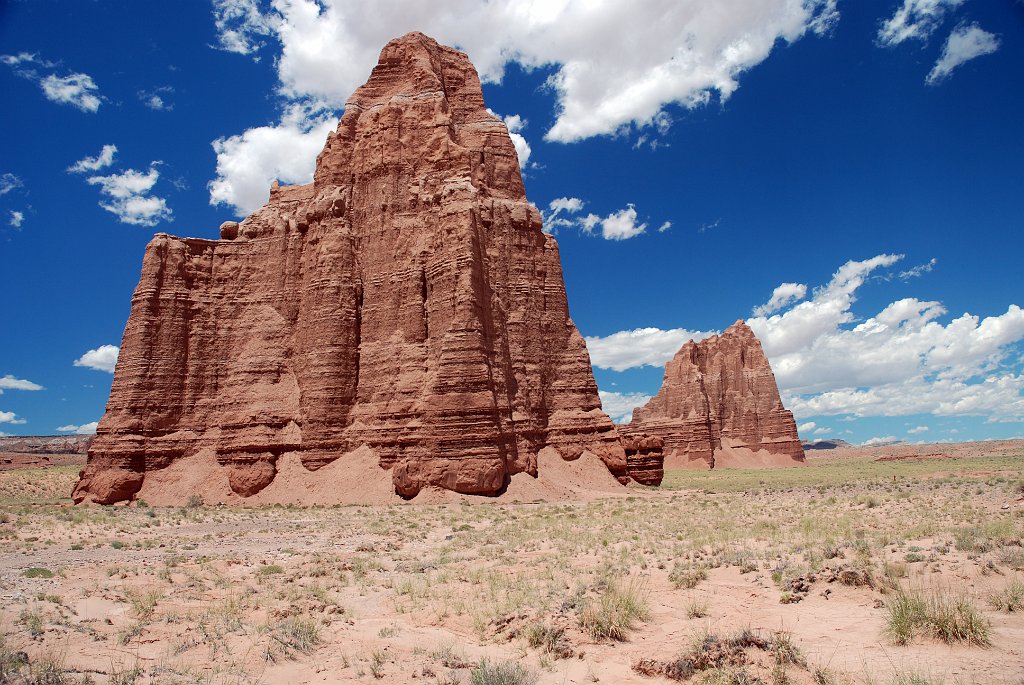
[
  {"x1": 73, "y1": 32, "x2": 633, "y2": 505},
  {"x1": 624, "y1": 321, "x2": 804, "y2": 469}
]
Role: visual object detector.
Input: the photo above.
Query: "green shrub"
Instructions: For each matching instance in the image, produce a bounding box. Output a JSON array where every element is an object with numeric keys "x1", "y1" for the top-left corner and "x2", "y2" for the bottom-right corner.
[{"x1": 23, "y1": 567, "x2": 54, "y2": 578}]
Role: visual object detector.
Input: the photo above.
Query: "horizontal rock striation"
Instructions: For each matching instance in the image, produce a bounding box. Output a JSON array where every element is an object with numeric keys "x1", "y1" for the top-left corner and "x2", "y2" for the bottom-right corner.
[
  {"x1": 624, "y1": 321, "x2": 804, "y2": 469},
  {"x1": 621, "y1": 434, "x2": 665, "y2": 486},
  {"x1": 74, "y1": 32, "x2": 631, "y2": 505}
]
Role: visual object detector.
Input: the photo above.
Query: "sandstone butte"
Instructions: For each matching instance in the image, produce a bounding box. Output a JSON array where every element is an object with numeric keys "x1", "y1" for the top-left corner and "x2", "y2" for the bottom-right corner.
[
  {"x1": 623, "y1": 321, "x2": 805, "y2": 469},
  {"x1": 73, "y1": 32, "x2": 662, "y2": 506}
]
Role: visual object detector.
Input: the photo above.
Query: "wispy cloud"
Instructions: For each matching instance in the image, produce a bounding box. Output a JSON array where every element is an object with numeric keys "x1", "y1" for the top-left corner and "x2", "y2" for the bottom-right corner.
[
  {"x1": 926, "y1": 23, "x2": 1000, "y2": 85},
  {"x1": 0, "y1": 375, "x2": 43, "y2": 394},
  {"x1": 877, "y1": 0, "x2": 964, "y2": 46},
  {"x1": 540, "y1": 197, "x2": 656, "y2": 241},
  {"x1": 68, "y1": 145, "x2": 118, "y2": 173},
  {"x1": 3, "y1": 52, "x2": 103, "y2": 112},
  {"x1": 0, "y1": 173, "x2": 24, "y2": 196}
]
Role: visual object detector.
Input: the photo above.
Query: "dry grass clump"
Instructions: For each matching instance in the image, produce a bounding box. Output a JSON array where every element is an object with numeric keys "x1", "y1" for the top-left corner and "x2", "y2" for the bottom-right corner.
[
  {"x1": 271, "y1": 616, "x2": 320, "y2": 655},
  {"x1": 988, "y1": 578, "x2": 1024, "y2": 612},
  {"x1": 886, "y1": 588, "x2": 990, "y2": 646},
  {"x1": 633, "y1": 628, "x2": 804, "y2": 682},
  {"x1": 0, "y1": 636, "x2": 68, "y2": 685},
  {"x1": 469, "y1": 658, "x2": 538, "y2": 685},
  {"x1": 669, "y1": 564, "x2": 708, "y2": 589},
  {"x1": 578, "y1": 577, "x2": 650, "y2": 641}
]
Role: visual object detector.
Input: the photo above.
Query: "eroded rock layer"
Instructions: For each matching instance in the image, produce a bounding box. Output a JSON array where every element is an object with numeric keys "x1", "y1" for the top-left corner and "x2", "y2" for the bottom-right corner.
[
  {"x1": 624, "y1": 321, "x2": 804, "y2": 469},
  {"x1": 73, "y1": 32, "x2": 629, "y2": 505},
  {"x1": 621, "y1": 434, "x2": 665, "y2": 486}
]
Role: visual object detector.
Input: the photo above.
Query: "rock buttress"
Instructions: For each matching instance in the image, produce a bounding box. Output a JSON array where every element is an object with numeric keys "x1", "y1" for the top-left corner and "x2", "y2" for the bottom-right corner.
[
  {"x1": 623, "y1": 321, "x2": 804, "y2": 469},
  {"x1": 73, "y1": 32, "x2": 628, "y2": 504}
]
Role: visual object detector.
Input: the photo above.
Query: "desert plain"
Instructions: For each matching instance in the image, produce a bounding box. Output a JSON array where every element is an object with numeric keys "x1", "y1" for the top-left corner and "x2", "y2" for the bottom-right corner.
[{"x1": 1, "y1": 440, "x2": 1022, "y2": 685}]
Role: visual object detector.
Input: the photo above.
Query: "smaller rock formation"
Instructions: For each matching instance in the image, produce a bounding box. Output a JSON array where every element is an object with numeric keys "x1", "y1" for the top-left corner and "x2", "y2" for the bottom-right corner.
[
  {"x1": 622, "y1": 434, "x2": 664, "y2": 485},
  {"x1": 623, "y1": 320, "x2": 804, "y2": 469}
]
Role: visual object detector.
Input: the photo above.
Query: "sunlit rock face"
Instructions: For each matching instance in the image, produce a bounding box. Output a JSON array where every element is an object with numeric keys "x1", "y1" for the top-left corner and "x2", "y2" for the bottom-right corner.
[
  {"x1": 73, "y1": 32, "x2": 632, "y2": 505},
  {"x1": 625, "y1": 321, "x2": 805, "y2": 470}
]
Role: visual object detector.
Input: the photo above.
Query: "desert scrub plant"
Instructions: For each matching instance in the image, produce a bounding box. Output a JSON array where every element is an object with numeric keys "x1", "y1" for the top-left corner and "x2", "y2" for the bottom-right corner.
[
  {"x1": 0, "y1": 637, "x2": 30, "y2": 683},
  {"x1": 22, "y1": 567, "x2": 54, "y2": 578},
  {"x1": 890, "y1": 672, "x2": 944, "y2": 685},
  {"x1": 988, "y1": 578, "x2": 1024, "y2": 612},
  {"x1": 686, "y1": 598, "x2": 709, "y2": 618},
  {"x1": 470, "y1": 659, "x2": 538, "y2": 685},
  {"x1": 953, "y1": 519, "x2": 1018, "y2": 553},
  {"x1": 579, "y1": 577, "x2": 650, "y2": 641},
  {"x1": 125, "y1": 588, "x2": 162, "y2": 619},
  {"x1": 886, "y1": 588, "x2": 990, "y2": 646},
  {"x1": 272, "y1": 616, "x2": 320, "y2": 654},
  {"x1": 18, "y1": 608, "x2": 44, "y2": 638},
  {"x1": 669, "y1": 564, "x2": 708, "y2": 589}
]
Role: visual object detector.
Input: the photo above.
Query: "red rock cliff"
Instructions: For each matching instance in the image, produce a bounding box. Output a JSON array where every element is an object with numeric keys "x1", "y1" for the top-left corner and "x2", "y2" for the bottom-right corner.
[
  {"x1": 625, "y1": 321, "x2": 804, "y2": 469},
  {"x1": 73, "y1": 32, "x2": 628, "y2": 504}
]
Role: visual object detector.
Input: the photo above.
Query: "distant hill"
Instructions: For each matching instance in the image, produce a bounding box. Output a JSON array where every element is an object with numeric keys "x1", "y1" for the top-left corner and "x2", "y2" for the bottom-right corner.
[
  {"x1": 802, "y1": 439, "x2": 853, "y2": 451},
  {"x1": 0, "y1": 435, "x2": 92, "y2": 455}
]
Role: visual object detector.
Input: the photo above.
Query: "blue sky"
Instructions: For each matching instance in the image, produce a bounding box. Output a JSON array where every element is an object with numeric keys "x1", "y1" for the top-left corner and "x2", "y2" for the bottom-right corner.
[{"x1": 1, "y1": 0, "x2": 1021, "y2": 446}]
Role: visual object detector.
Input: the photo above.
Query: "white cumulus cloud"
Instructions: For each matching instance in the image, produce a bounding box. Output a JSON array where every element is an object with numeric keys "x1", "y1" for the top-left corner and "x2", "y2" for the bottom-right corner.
[
  {"x1": 208, "y1": 0, "x2": 840, "y2": 191},
  {"x1": 212, "y1": 0, "x2": 279, "y2": 55},
  {"x1": 541, "y1": 198, "x2": 655, "y2": 241},
  {"x1": 598, "y1": 390, "x2": 653, "y2": 424},
  {"x1": 907, "y1": 425, "x2": 929, "y2": 434},
  {"x1": 57, "y1": 421, "x2": 98, "y2": 435},
  {"x1": 209, "y1": 102, "x2": 337, "y2": 215},
  {"x1": 68, "y1": 145, "x2": 118, "y2": 173},
  {"x1": 41, "y1": 73, "x2": 102, "y2": 112},
  {"x1": 74, "y1": 345, "x2": 119, "y2": 373},
  {"x1": 502, "y1": 114, "x2": 530, "y2": 168},
  {"x1": 877, "y1": 0, "x2": 964, "y2": 46},
  {"x1": 596, "y1": 205, "x2": 647, "y2": 241},
  {"x1": 0, "y1": 410, "x2": 27, "y2": 425},
  {"x1": 587, "y1": 327, "x2": 716, "y2": 372},
  {"x1": 85, "y1": 165, "x2": 172, "y2": 226},
  {"x1": 592, "y1": 253, "x2": 1024, "y2": 424},
  {"x1": 926, "y1": 23, "x2": 1000, "y2": 85},
  {"x1": 797, "y1": 421, "x2": 816, "y2": 434},
  {"x1": 862, "y1": 435, "x2": 899, "y2": 446},
  {"x1": 9, "y1": 211, "x2": 24, "y2": 228}
]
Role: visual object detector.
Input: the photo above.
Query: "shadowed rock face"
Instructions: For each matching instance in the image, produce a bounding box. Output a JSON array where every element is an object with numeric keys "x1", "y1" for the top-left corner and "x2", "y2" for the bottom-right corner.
[
  {"x1": 624, "y1": 321, "x2": 804, "y2": 469},
  {"x1": 73, "y1": 32, "x2": 630, "y2": 505}
]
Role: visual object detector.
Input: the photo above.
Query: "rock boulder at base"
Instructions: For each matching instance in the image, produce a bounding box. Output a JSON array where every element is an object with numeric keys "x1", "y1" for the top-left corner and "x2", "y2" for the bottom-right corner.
[
  {"x1": 73, "y1": 32, "x2": 633, "y2": 505},
  {"x1": 623, "y1": 320, "x2": 804, "y2": 469}
]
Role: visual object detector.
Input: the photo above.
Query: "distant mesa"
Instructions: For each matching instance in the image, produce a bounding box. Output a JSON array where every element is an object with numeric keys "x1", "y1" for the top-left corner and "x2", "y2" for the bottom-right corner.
[
  {"x1": 0, "y1": 434, "x2": 92, "y2": 455},
  {"x1": 73, "y1": 32, "x2": 653, "y2": 506},
  {"x1": 802, "y1": 439, "x2": 852, "y2": 451},
  {"x1": 622, "y1": 321, "x2": 805, "y2": 469}
]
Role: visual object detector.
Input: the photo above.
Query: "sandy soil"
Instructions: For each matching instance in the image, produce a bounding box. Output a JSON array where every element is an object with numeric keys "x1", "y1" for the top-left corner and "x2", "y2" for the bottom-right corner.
[{"x1": 0, "y1": 440, "x2": 1021, "y2": 684}]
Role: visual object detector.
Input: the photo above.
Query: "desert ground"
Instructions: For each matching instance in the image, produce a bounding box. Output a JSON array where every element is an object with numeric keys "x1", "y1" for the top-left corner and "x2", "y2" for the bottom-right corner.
[{"x1": 1, "y1": 441, "x2": 1022, "y2": 685}]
